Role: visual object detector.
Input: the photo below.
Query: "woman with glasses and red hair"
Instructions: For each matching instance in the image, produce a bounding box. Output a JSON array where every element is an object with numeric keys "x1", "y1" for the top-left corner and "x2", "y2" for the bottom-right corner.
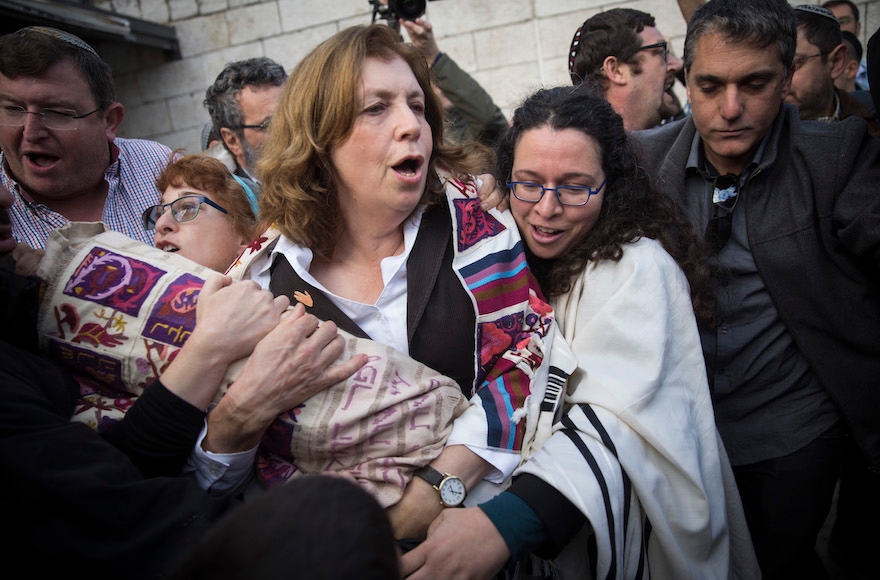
[{"x1": 142, "y1": 152, "x2": 261, "y2": 273}]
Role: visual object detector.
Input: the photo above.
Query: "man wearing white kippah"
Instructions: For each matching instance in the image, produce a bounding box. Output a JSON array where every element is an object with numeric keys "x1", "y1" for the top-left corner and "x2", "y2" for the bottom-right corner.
[
  {"x1": 568, "y1": 8, "x2": 683, "y2": 131},
  {"x1": 0, "y1": 26, "x2": 171, "y2": 249}
]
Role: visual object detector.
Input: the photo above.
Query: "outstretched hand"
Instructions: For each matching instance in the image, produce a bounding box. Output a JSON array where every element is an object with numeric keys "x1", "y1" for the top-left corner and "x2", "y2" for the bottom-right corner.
[
  {"x1": 190, "y1": 275, "x2": 290, "y2": 363},
  {"x1": 159, "y1": 275, "x2": 289, "y2": 409}
]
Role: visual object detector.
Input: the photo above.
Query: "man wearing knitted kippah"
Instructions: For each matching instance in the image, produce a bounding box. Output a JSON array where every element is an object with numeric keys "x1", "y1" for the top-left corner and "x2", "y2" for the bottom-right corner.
[
  {"x1": 568, "y1": 8, "x2": 682, "y2": 131},
  {"x1": 0, "y1": 27, "x2": 172, "y2": 250}
]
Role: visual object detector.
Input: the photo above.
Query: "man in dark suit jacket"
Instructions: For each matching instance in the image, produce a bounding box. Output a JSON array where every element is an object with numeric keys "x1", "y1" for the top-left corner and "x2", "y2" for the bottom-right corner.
[{"x1": 630, "y1": 0, "x2": 880, "y2": 578}]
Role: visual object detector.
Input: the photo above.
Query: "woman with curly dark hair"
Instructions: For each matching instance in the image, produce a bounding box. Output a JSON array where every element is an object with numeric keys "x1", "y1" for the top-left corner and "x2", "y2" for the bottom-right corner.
[
  {"x1": 404, "y1": 85, "x2": 758, "y2": 579},
  {"x1": 496, "y1": 83, "x2": 715, "y2": 326}
]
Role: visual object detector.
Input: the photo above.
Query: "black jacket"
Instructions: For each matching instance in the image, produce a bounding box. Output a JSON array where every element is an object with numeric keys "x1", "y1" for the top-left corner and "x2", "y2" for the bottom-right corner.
[
  {"x1": 631, "y1": 104, "x2": 880, "y2": 471},
  {"x1": 0, "y1": 263, "x2": 233, "y2": 578}
]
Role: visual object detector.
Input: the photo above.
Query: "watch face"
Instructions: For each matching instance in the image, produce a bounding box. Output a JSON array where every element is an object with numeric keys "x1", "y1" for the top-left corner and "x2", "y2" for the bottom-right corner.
[{"x1": 439, "y1": 477, "x2": 466, "y2": 507}]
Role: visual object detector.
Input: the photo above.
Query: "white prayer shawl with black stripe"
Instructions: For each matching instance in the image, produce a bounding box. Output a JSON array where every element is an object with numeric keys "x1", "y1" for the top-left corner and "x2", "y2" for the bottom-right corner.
[{"x1": 516, "y1": 238, "x2": 759, "y2": 580}]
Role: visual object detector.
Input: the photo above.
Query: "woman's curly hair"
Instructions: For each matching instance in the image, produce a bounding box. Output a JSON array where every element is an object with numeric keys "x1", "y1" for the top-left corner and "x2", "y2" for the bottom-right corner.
[{"x1": 496, "y1": 84, "x2": 716, "y2": 328}]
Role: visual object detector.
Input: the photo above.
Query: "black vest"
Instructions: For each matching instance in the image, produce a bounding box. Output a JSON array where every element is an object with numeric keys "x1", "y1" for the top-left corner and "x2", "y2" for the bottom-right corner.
[{"x1": 269, "y1": 204, "x2": 477, "y2": 394}]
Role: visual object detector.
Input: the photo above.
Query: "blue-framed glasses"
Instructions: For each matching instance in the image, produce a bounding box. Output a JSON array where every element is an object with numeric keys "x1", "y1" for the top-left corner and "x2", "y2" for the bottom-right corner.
[
  {"x1": 141, "y1": 195, "x2": 228, "y2": 231},
  {"x1": 507, "y1": 178, "x2": 607, "y2": 207}
]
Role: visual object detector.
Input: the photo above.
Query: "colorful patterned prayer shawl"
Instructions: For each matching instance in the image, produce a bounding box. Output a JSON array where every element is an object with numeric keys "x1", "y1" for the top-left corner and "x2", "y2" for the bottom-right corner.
[
  {"x1": 36, "y1": 223, "x2": 469, "y2": 507},
  {"x1": 229, "y1": 174, "x2": 558, "y2": 467},
  {"x1": 442, "y1": 177, "x2": 554, "y2": 452}
]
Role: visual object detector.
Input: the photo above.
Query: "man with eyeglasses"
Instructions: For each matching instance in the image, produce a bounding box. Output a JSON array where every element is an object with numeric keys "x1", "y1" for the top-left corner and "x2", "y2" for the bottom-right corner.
[
  {"x1": 0, "y1": 27, "x2": 172, "y2": 250},
  {"x1": 785, "y1": 5, "x2": 879, "y2": 134},
  {"x1": 568, "y1": 8, "x2": 680, "y2": 131},
  {"x1": 630, "y1": 0, "x2": 880, "y2": 578},
  {"x1": 203, "y1": 57, "x2": 287, "y2": 182}
]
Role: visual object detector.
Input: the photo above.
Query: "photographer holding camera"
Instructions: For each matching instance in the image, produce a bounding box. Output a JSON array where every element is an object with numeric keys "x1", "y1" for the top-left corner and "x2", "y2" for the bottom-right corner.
[
  {"x1": 371, "y1": 1, "x2": 508, "y2": 146},
  {"x1": 370, "y1": 0, "x2": 431, "y2": 28},
  {"x1": 401, "y1": 16, "x2": 508, "y2": 146}
]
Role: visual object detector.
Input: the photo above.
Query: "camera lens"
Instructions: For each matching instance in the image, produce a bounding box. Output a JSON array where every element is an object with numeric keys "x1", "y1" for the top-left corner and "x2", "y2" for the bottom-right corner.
[{"x1": 390, "y1": 0, "x2": 426, "y2": 20}]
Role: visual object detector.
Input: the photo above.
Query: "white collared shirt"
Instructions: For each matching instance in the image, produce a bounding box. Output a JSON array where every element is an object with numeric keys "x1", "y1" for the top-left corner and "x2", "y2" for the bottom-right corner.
[
  {"x1": 251, "y1": 207, "x2": 425, "y2": 351},
  {"x1": 188, "y1": 204, "x2": 513, "y2": 493}
]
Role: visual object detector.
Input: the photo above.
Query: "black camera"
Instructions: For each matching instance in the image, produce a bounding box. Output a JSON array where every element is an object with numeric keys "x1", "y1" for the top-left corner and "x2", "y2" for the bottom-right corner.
[{"x1": 370, "y1": 0, "x2": 437, "y2": 29}]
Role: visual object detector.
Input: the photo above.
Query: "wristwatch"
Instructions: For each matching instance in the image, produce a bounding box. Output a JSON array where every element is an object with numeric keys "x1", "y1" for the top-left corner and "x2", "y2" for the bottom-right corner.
[{"x1": 415, "y1": 465, "x2": 467, "y2": 507}]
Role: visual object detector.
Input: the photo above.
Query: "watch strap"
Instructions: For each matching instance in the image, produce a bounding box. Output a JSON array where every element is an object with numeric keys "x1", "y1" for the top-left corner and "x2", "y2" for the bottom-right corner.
[{"x1": 414, "y1": 465, "x2": 445, "y2": 488}]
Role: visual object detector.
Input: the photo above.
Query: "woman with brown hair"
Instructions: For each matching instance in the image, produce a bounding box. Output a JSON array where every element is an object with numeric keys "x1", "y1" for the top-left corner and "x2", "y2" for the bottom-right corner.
[{"x1": 229, "y1": 23, "x2": 563, "y2": 540}]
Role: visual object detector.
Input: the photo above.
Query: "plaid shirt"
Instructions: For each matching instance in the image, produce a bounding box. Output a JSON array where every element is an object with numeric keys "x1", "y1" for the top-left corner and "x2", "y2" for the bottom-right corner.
[{"x1": 3, "y1": 137, "x2": 170, "y2": 249}]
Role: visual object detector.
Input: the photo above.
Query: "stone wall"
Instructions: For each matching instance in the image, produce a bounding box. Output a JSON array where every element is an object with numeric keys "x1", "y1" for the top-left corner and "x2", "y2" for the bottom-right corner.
[{"x1": 91, "y1": 0, "x2": 880, "y2": 152}]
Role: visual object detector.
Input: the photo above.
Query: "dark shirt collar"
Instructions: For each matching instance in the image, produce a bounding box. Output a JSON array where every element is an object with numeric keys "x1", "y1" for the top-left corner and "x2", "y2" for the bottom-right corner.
[{"x1": 687, "y1": 131, "x2": 768, "y2": 184}]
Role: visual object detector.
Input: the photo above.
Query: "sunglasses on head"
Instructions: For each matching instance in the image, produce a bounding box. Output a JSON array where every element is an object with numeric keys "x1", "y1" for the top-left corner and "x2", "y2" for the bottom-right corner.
[{"x1": 705, "y1": 174, "x2": 739, "y2": 254}]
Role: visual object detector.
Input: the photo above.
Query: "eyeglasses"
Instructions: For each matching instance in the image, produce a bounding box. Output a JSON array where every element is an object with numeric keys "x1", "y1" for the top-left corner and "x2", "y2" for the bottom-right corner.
[
  {"x1": 704, "y1": 174, "x2": 739, "y2": 253},
  {"x1": 836, "y1": 16, "x2": 854, "y2": 26},
  {"x1": 638, "y1": 41, "x2": 669, "y2": 63},
  {"x1": 792, "y1": 52, "x2": 829, "y2": 72},
  {"x1": 507, "y1": 179, "x2": 607, "y2": 207},
  {"x1": 141, "y1": 195, "x2": 228, "y2": 230},
  {"x1": 231, "y1": 117, "x2": 272, "y2": 132},
  {"x1": 0, "y1": 105, "x2": 101, "y2": 131}
]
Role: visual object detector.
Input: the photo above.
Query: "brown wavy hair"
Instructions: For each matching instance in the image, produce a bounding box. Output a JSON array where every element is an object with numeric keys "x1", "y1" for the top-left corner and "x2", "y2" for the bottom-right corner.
[
  {"x1": 254, "y1": 24, "x2": 492, "y2": 261},
  {"x1": 496, "y1": 84, "x2": 716, "y2": 328}
]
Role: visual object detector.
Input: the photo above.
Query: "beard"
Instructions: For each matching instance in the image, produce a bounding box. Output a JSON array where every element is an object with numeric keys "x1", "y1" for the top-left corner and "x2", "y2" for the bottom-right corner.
[
  {"x1": 787, "y1": 87, "x2": 833, "y2": 121},
  {"x1": 240, "y1": 139, "x2": 261, "y2": 174},
  {"x1": 660, "y1": 73, "x2": 684, "y2": 121}
]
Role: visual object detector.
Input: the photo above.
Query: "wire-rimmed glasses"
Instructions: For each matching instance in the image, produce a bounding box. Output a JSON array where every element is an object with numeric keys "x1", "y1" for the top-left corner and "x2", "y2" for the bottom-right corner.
[
  {"x1": 0, "y1": 105, "x2": 101, "y2": 131},
  {"x1": 232, "y1": 117, "x2": 272, "y2": 131}
]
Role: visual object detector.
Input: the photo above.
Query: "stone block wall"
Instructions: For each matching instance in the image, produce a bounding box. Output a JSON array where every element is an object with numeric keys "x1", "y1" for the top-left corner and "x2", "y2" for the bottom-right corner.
[{"x1": 89, "y1": 0, "x2": 880, "y2": 152}]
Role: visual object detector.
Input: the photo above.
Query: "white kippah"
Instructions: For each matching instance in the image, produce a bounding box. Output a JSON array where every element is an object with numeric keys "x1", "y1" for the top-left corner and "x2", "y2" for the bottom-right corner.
[{"x1": 793, "y1": 5, "x2": 839, "y2": 23}]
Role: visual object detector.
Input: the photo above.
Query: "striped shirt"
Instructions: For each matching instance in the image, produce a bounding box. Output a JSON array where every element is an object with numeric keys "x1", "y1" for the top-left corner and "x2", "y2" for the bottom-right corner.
[{"x1": 3, "y1": 137, "x2": 170, "y2": 249}]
